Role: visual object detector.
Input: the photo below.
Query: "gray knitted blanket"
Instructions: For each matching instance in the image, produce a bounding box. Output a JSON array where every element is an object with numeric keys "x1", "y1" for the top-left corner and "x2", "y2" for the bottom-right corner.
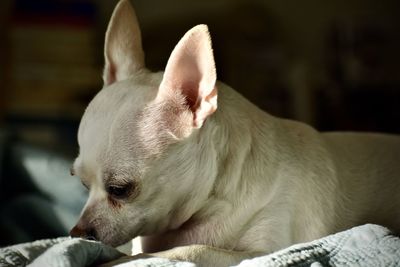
[{"x1": 1, "y1": 224, "x2": 399, "y2": 267}]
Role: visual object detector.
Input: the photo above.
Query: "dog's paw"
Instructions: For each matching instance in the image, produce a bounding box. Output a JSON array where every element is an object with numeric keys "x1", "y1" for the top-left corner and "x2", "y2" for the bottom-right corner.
[{"x1": 148, "y1": 245, "x2": 214, "y2": 264}]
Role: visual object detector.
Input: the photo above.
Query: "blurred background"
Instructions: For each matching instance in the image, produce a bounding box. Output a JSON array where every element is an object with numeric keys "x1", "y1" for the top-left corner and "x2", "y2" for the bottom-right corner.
[{"x1": 0, "y1": 0, "x2": 399, "y2": 246}]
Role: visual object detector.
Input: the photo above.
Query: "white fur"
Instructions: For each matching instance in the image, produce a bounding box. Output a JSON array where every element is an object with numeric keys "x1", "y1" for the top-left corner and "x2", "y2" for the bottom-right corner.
[{"x1": 71, "y1": 0, "x2": 400, "y2": 266}]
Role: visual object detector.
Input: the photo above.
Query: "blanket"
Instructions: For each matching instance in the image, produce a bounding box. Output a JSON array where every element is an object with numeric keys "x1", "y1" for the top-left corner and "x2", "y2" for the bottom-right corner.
[{"x1": 1, "y1": 224, "x2": 399, "y2": 267}]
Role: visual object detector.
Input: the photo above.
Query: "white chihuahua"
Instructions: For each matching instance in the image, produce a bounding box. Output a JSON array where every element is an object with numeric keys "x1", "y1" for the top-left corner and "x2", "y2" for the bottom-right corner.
[{"x1": 70, "y1": 0, "x2": 400, "y2": 266}]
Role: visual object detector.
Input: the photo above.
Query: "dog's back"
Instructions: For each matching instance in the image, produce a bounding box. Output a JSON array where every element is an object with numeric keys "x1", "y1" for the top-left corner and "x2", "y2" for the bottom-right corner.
[{"x1": 321, "y1": 132, "x2": 400, "y2": 233}]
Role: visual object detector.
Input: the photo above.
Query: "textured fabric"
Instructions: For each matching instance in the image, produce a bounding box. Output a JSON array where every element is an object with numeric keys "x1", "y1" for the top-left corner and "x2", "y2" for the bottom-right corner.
[
  {"x1": 236, "y1": 224, "x2": 400, "y2": 267},
  {"x1": 0, "y1": 224, "x2": 399, "y2": 267},
  {"x1": 0, "y1": 237, "x2": 123, "y2": 267}
]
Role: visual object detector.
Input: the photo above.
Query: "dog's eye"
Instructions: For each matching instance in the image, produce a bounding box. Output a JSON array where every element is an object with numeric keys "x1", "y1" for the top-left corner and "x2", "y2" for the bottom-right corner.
[{"x1": 107, "y1": 184, "x2": 132, "y2": 199}]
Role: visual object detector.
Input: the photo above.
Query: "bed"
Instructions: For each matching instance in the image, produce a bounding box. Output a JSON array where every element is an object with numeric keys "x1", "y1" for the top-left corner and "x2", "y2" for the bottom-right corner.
[{"x1": 1, "y1": 224, "x2": 399, "y2": 267}]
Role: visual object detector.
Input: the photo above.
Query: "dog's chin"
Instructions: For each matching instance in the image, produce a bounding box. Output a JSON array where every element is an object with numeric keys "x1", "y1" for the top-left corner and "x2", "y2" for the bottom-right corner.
[
  {"x1": 101, "y1": 223, "x2": 147, "y2": 247},
  {"x1": 98, "y1": 232, "x2": 136, "y2": 248},
  {"x1": 103, "y1": 236, "x2": 132, "y2": 248}
]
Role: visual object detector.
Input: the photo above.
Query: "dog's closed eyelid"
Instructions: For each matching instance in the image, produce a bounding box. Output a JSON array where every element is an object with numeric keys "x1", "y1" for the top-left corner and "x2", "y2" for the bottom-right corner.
[
  {"x1": 103, "y1": 171, "x2": 133, "y2": 187},
  {"x1": 103, "y1": 170, "x2": 117, "y2": 184},
  {"x1": 105, "y1": 180, "x2": 139, "y2": 200}
]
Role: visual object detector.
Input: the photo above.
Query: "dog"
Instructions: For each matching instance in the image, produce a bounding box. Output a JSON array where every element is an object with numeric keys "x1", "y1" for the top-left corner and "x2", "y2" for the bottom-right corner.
[{"x1": 70, "y1": 0, "x2": 400, "y2": 266}]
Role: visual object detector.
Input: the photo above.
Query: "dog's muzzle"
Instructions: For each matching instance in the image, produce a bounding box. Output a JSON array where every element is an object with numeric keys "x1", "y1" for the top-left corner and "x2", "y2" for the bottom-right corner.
[{"x1": 70, "y1": 225, "x2": 97, "y2": 241}]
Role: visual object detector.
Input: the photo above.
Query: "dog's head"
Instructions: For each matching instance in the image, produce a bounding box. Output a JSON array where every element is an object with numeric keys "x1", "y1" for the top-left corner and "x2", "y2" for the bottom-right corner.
[{"x1": 70, "y1": 0, "x2": 218, "y2": 247}]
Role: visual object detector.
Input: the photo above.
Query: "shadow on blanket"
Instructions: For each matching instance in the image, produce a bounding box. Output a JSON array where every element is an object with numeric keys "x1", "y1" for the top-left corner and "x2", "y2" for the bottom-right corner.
[
  {"x1": 0, "y1": 137, "x2": 87, "y2": 246},
  {"x1": 1, "y1": 224, "x2": 399, "y2": 267}
]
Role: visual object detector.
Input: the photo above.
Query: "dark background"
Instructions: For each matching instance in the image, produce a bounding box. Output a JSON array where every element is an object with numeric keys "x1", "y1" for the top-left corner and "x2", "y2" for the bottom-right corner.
[{"x1": 0, "y1": 0, "x2": 399, "y2": 246}]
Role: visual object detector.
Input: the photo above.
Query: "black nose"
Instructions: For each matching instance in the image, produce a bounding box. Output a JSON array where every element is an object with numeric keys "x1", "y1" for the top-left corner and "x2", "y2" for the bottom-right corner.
[{"x1": 70, "y1": 225, "x2": 97, "y2": 241}]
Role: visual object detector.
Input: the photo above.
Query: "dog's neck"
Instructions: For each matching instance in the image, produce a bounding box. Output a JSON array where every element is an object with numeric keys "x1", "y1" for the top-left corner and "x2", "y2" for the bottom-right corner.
[
  {"x1": 141, "y1": 83, "x2": 285, "y2": 252},
  {"x1": 167, "y1": 83, "x2": 281, "y2": 234}
]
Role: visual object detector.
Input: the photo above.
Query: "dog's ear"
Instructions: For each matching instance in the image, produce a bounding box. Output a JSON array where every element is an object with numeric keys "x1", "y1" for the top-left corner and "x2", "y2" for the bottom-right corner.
[
  {"x1": 103, "y1": 0, "x2": 145, "y2": 86},
  {"x1": 158, "y1": 25, "x2": 217, "y2": 129}
]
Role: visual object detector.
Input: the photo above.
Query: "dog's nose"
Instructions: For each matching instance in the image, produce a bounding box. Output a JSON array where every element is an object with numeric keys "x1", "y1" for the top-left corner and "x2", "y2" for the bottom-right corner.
[
  {"x1": 70, "y1": 225, "x2": 97, "y2": 241},
  {"x1": 70, "y1": 225, "x2": 85, "y2": 237}
]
